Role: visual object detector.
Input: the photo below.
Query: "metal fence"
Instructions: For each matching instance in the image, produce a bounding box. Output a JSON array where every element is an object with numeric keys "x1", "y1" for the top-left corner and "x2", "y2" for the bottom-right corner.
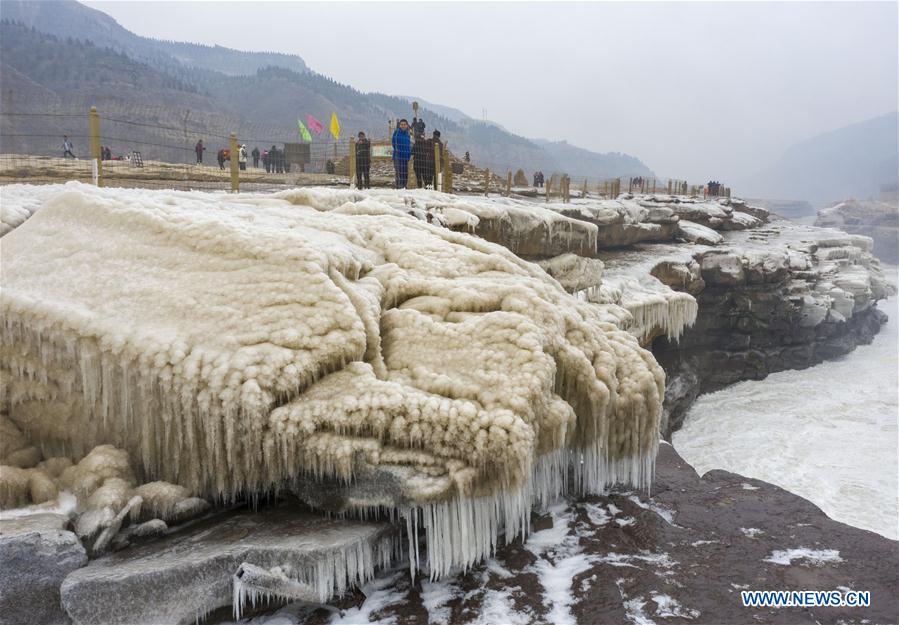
[
  {"x1": 0, "y1": 107, "x2": 358, "y2": 192},
  {"x1": 1, "y1": 106, "x2": 732, "y2": 200}
]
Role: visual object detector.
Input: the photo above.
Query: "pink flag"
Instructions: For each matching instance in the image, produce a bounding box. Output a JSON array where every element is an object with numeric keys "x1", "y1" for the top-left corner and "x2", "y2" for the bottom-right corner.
[{"x1": 306, "y1": 114, "x2": 324, "y2": 136}]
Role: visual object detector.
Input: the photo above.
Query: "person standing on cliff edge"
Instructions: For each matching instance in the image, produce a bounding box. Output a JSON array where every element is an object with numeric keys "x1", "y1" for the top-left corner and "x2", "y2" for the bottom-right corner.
[{"x1": 392, "y1": 119, "x2": 412, "y2": 189}]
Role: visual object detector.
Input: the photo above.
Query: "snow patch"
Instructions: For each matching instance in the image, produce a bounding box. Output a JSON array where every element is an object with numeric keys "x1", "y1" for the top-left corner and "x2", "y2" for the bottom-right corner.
[
  {"x1": 763, "y1": 548, "x2": 843, "y2": 566},
  {"x1": 651, "y1": 593, "x2": 700, "y2": 619}
]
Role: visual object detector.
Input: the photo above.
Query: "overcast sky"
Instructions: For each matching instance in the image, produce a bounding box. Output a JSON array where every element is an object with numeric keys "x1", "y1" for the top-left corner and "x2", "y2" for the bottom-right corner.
[{"x1": 84, "y1": 1, "x2": 898, "y2": 181}]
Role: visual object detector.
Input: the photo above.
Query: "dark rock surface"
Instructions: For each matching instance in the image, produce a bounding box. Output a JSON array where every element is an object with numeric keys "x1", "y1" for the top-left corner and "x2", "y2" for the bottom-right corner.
[
  {"x1": 274, "y1": 444, "x2": 898, "y2": 625},
  {"x1": 0, "y1": 513, "x2": 87, "y2": 625}
]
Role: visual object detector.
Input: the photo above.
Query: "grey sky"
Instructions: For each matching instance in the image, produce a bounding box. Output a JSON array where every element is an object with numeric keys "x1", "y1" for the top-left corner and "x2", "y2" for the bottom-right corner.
[{"x1": 84, "y1": 1, "x2": 898, "y2": 181}]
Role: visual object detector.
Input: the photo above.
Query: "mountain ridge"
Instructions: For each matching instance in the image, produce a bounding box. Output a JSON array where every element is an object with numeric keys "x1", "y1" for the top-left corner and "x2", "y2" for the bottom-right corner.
[
  {"x1": 740, "y1": 111, "x2": 898, "y2": 206},
  {"x1": 0, "y1": 1, "x2": 654, "y2": 179}
]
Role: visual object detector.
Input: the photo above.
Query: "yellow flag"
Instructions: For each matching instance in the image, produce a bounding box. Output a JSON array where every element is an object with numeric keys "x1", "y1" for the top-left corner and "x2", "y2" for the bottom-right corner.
[{"x1": 329, "y1": 112, "x2": 340, "y2": 140}]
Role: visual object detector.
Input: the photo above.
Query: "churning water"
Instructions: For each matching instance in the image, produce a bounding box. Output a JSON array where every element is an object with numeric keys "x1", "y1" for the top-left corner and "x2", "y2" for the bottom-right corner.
[{"x1": 674, "y1": 293, "x2": 898, "y2": 540}]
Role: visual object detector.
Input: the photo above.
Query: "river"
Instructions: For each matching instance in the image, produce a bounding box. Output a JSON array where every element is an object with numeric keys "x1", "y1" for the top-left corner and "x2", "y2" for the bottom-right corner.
[{"x1": 674, "y1": 291, "x2": 898, "y2": 540}]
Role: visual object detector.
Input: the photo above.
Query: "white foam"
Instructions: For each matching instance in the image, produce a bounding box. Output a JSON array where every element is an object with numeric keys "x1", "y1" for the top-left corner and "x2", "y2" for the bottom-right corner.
[{"x1": 674, "y1": 294, "x2": 898, "y2": 539}]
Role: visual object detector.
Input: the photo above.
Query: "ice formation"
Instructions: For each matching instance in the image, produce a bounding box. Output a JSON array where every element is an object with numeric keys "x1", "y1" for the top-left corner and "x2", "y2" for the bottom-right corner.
[
  {"x1": 590, "y1": 274, "x2": 698, "y2": 343},
  {"x1": 2, "y1": 183, "x2": 664, "y2": 576},
  {"x1": 276, "y1": 187, "x2": 600, "y2": 259},
  {"x1": 1, "y1": 412, "x2": 208, "y2": 556},
  {"x1": 0, "y1": 183, "x2": 63, "y2": 235},
  {"x1": 536, "y1": 254, "x2": 604, "y2": 297}
]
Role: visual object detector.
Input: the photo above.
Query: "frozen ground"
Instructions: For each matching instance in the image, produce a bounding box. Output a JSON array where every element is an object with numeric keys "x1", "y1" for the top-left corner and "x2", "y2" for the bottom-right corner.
[
  {"x1": 674, "y1": 290, "x2": 898, "y2": 540},
  {"x1": 219, "y1": 443, "x2": 898, "y2": 625}
]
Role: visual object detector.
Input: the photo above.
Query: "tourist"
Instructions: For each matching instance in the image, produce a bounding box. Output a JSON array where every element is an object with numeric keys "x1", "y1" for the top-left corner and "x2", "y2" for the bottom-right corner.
[
  {"x1": 251, "y1": 146, "x2": 260, "y2": 168},
  {"x1": 392, "y1": 119, "x2": 412, "y2": 189},
  {"x1": 355, "y1": 131, "x2": 371, "y2": 189},
  {"x1": 411, "y1": 116, "x2": 426, "y2": 142},
  {"x1": 62, "y1": 135, "x2": 75, "y2": 159},
  {"x1": 238, "y1": 145, "x2": 247, "y2": 171},
  {"x1": 217, "y1": 148, "x2": 226, "y2": 170},
  {"x1": 194, "y1": 139, "x2": 205, "y2": 164}
]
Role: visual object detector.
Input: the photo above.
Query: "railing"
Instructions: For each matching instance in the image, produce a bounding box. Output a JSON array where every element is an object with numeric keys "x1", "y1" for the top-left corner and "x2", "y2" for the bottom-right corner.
[{"x1": 1, "y1": 106, "x2": 733, "y2": 200}]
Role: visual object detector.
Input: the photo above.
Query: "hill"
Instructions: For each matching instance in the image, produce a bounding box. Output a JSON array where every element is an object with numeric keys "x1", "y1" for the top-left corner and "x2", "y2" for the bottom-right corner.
[
  {"x1": 534, "y1": 139, "x2": 654, "y2": 180},
  {"x1": 0, "y1": 0, "x2": 308, "y2": 77},
  {"x1": 741, "y1": 112, "x2": 898, "y2": 206},
  {"x1": 0, "y1": 1, "x2": 653, "y2": 178}
]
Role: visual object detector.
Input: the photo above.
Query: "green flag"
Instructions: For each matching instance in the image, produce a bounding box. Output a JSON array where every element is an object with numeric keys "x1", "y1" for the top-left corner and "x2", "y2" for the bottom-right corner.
[{"x1": 297, "y1": 119, "x2": 312, "y2": 142}]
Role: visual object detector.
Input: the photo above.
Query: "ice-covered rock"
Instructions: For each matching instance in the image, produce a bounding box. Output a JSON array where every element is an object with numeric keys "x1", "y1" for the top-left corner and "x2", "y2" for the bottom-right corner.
[
  {"x1": 677, "y1": 220, "x2": 723, "y2": 245},
  {"x1": 278, "y1": 187, "x2": 599, "y2": 259},
  {"x1": 1, "y1": 183, "x2": 664, "y2": 577},
  {"x1": 700, "y1": 252, "x2": 746, "y2": 286},
  {"x1": 536, "y1": 253, "x2": 603, "y2": 295},
  {"x1": 654, "y1": 219, "x2": 894, "y2": 434},
  {"x1": 60, "y1": 504, "x2": 398, "y2": 625},
  {"x1": 815, "y1": 198, "x2": 898, "y2": 263}
]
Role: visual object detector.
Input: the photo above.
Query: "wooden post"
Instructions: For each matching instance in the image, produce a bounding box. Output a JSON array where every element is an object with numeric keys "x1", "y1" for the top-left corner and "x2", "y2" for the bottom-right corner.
[
  {"x1": 348, "y1": 137, "x2": 357, "y2": 189},
  {"x1": 545, "y1": 175, "x2": 552, "y2": 202},
  {"x1": 506, "y1": 171, "x2": 512, "y2": 197},
  {"x1": 582, "y1": 178, "x2": 588, "y2": 198},
  {"x1": 443, "y1": 144, "x2": 452, "y2": 193},
  {"x1": 89, "y1": 106, "x2": 103, "y2": 187},
  {"x1": 434, "y1": 140, "x2": 442, "y2": 191},
  {"x1": 229, "y1": 133, "x2": 239, "y2": 193},
  {"x1": 667, "y1": 179, "x2": 672, "y2": 195}
]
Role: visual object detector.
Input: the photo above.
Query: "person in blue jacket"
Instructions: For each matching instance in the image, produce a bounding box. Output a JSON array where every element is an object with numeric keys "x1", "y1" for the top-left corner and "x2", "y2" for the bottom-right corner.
[{"x1": 392, "y1": 118, "x2": 412, "y2": 189}]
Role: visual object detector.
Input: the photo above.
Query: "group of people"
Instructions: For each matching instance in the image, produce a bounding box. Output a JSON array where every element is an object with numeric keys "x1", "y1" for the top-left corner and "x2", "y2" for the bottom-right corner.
[
  {"x1": 60, "y1": 135, "x2": 124, "y2": 161},
  {"x1": 533, "y1": 171, "x2": 545, "y2": 187},
  {"x1": 263, "y1": 146, "x2": 287, "y2": 173},
  {"x1": 214, "y1": 143, "x2": 250, "y2": 170},
  {"x1": 201, "y1": 139, "x2": 287, "y2": 173},
  {"x1": 215, "y1": 146, "x2": 248, "y2": 170},
  {"x1": 390, "y1": 117, "x2": 443, "y2": 189}
]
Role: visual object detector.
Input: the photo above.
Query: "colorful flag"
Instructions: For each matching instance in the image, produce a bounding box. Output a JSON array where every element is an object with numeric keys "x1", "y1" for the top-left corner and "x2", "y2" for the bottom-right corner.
[
  {"x1": 329, "y1": 112, "x2": 341, "y2": 140},
  {"x1": 297, "y1": 119, "x2": 312, "y2": 142},
  {"x1": 306, "y1": 114, "x2": 324, "y2": 136}
]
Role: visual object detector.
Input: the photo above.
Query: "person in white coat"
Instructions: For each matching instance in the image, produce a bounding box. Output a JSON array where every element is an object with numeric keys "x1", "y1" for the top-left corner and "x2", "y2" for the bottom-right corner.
[{"x1": 238, "y1": 144, "x2": 248, "y2": 171}]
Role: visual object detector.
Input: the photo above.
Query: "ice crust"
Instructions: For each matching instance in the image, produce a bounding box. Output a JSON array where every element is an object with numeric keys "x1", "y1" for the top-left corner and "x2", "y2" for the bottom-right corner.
[{"x1": 1, "y1": 183, "x2": 665, "y2": 576}]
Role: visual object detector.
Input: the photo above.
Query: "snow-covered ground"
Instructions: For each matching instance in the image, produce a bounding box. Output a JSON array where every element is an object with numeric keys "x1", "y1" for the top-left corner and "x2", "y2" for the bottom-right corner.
[{"x1": 674, "y1": 290, "x2": 899, "y2": 540}]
